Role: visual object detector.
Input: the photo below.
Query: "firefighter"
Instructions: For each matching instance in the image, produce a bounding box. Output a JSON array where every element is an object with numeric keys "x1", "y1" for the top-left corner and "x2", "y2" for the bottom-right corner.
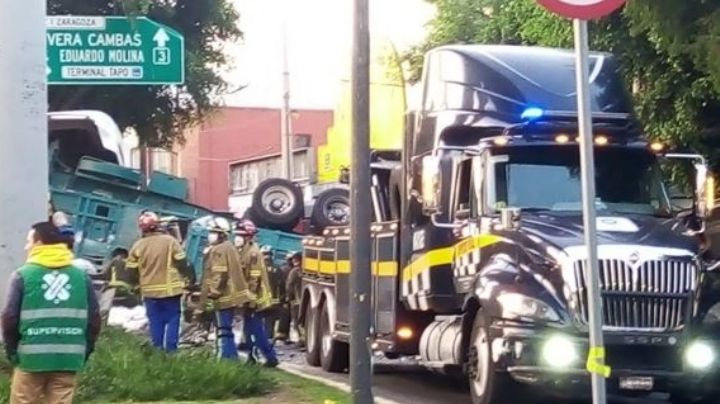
[
  {"x1": 275, "y1": 252, "x2": 294, "y2": 344},
  {"x1": 235, "y1": 220, "x2": 278, "y2": 367},
  {"x1": 105, "y1": 249, "x2": 141, "y2": 307},
  {"x1": 126, "y1": 211, "x2": 193, "y2": 353},
  {"x1": 260, "y1": 246, "x2": 278, "y2": 341},
  {"x1": 198, "y1": 216, "x2": 251, "y2": 360},
  {"x1": 286, "y1": 251, "x2": 304, "y2": 346}
]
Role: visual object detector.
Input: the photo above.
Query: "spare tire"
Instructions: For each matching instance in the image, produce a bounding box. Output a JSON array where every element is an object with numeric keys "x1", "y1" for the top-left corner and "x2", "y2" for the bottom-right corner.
[
  {"x1": 251, "y1": 178, "x2": 304, "y2": 231},
  {"x1": 311, "y1": 188, "x2": 350, "y2": 233}
]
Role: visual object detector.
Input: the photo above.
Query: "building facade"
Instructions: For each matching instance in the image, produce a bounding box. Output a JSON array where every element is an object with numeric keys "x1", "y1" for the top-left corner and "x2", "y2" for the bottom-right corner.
[{"x1": 178, "y1": 107, "x2": 332, "y2": 212}]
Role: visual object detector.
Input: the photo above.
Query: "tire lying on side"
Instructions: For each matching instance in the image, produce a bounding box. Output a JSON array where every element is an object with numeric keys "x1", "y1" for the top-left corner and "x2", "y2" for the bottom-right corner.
[
  {"x1": 251, "y1": 178, "x2": 304, "y2": 231},
  {"x1": 310, "y1": 188, "x2": 350, "y2": 234}
]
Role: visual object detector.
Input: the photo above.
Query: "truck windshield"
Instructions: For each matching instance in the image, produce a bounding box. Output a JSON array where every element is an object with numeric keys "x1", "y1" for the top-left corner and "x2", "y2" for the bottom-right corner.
[{"x1": 492, "y1": 146, "x2": 672, "y2": 217}]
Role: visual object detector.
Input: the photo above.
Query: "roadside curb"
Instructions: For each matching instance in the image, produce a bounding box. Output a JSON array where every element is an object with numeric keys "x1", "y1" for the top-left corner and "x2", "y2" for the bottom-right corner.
[{"x1": 278, "y1": 363, "x2": 403, "y2": 404}]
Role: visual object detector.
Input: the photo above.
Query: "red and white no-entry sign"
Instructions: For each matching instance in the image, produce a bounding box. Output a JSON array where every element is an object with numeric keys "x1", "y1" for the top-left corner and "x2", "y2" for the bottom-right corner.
[{"x1": 537, "y1": 0, "x2": 626, "y2": 19}]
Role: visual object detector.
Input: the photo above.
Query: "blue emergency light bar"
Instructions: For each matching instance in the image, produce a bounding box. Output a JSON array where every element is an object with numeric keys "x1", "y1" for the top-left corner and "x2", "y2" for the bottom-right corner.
[{"x1": 521, "y1": 107, "x2": 544, "y2": 121}]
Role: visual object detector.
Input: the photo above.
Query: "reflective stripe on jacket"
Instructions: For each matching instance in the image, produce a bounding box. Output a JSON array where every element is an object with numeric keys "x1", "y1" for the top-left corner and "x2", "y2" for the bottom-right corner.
[
  {"x1": 199, "y1": 241, "x2": 251, "y2": 310},
  {"x1": 126, "y1": 233, "x2": 187, "y2": 298}
]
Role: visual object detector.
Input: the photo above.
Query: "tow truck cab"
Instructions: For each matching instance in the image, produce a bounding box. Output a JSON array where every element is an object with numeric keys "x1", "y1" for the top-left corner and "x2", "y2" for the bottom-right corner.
[{"x1": 300, "y1": 45, "x2": 720, "y2": 402}]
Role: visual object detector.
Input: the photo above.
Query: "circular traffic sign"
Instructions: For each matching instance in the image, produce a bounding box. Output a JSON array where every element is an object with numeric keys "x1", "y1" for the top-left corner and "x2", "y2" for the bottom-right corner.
[{"x1": 537, "y1": 0, "x2": 626, "y2": 19}]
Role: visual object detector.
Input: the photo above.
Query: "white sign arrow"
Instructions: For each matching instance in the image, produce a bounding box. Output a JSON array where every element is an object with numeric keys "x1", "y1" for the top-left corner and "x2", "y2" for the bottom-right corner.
[{"x1": 153, "y1": 28, "x2": 170, "y2": 48}]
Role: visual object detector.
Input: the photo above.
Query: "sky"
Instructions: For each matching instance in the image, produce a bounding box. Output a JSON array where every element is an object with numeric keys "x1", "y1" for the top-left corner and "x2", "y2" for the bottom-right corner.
[{"x1": 222, "y1": 0, "x2": 435, "y2": 110}]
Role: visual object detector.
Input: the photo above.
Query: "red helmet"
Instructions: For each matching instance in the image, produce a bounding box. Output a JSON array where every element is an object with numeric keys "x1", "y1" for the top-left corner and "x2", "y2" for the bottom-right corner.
[
  {"x1": 235, "y1": 219, "x2": 258, "y2": 237},
  {"x1": 138, "y1": 211, "x2": 160, "y2": 232}
]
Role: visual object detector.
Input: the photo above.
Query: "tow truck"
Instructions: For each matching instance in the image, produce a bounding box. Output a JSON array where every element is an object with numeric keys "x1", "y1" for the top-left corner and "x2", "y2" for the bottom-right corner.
[{"x1": 299, "y1": 45, "x2": 720, "y2": 403}]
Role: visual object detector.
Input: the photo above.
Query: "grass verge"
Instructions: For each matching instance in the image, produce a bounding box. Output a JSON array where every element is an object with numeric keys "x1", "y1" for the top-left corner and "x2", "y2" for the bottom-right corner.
[{"x1": 0, "y1": 327, "x2": 273, "y2": 403}]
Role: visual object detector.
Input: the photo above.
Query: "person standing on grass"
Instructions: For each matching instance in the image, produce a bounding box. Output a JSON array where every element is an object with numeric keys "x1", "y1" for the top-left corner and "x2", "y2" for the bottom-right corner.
[
  {"x1": 126, "y1": 211, "x2": 193, "y2": 353},
  {"x1": 2, "y1": 222, "x2": 101, "y2": 404}
]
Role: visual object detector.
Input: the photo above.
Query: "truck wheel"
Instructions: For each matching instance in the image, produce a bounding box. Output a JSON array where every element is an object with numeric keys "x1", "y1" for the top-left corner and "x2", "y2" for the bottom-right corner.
[
  {"x1": 468, "y1": 310, "x2": 527, "y2": 404},
  {"x1": 310, "y1": 188, "x2": 350, "y2": 234},
  {"x1": 304, "y1": 303, "x2": 322, "y2": 367},
  {"x1": 252, "y1": 178, "x2": 304, "y2": 231},
  {"x1": 320, "y1": 303, "x2": 349, "y2": 372}
]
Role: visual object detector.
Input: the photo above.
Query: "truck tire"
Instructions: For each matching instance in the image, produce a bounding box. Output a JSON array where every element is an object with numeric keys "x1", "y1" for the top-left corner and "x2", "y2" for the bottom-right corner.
[
  {"x1": 310, "y1": 188, "x2": 350, "y2": 234},
  {"x1": 305, "y1": 303, "x2": 322, "y2": 367},
  {"x1": 468, "y1": 310, "x2": 528, "y2": 404},
  {"x1": 252, "y1": 178, "x2": 304, "y2": 231},
  {"x1": 319, "y1": 303, "x2": 349, "y2": 372}
]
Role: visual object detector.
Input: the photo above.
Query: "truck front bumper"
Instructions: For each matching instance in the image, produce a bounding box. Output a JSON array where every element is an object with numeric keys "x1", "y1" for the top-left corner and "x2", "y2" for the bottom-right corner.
[{"x1": 489, "y1": 323, "x2": 720, "y2": 398}]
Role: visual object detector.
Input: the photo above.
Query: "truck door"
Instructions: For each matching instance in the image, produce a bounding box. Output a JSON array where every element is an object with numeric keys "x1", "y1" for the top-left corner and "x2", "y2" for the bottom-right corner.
[{"x1": 372, "y1": 222, "x2": 399, "y2": 343}]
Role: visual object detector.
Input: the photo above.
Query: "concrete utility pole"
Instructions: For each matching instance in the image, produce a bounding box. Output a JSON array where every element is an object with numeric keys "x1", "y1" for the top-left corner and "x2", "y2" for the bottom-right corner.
[
  {"x1": 280, "y1": 20, "x2": 293, "y2": 180},
  {"x1": 350, "y1": 0, "x2": 373, "y2": 402},
  {"x1": 0, "y1": 1, "x2": 48, "y2": 299}
]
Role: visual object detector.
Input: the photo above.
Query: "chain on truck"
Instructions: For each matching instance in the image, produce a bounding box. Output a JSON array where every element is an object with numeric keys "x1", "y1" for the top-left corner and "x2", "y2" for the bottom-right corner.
[{"x1": 298, "y1": 45, "x2": 720, "y2": 404}]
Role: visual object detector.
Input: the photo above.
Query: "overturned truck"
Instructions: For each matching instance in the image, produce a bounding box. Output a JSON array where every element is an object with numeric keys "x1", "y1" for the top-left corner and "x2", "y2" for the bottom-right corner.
[{"x1": 300, "y1": 45, "x2": 720, "y2": 403}]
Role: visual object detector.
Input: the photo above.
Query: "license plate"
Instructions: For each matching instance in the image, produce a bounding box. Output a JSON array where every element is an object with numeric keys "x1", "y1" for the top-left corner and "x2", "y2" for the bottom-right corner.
[{"x1": 619, "y1": 376, "x2": 654, "y2": 391}]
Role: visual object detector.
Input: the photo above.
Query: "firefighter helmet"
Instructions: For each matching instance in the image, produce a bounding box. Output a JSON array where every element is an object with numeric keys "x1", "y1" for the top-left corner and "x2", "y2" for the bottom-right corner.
[
  {"x1": 207, "y1": 216, "x2": 232, "y2": 234},
  {"x1": 235, "y1": 219, "x2": 258, "y2": 237},
  {"x1": 138, "y1": 211, "x2": 160, "y2": 232}
]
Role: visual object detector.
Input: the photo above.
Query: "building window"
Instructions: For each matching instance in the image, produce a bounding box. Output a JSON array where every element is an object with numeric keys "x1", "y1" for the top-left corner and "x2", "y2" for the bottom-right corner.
[
  {"x1": 229, "y1": 148, "x2": 311, "y2": 194},
  {"x1": 151, "y1": 149, "x2": 177, "y2": 175},
  {"x1": 129, "y1": 147, "x2": 178, "y2": 175}
]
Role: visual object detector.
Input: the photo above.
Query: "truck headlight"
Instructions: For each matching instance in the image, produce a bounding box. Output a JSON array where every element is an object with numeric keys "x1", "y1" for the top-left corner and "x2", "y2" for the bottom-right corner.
[
  {"x1": 541, "y1": 335, "x2": 578, "y2": 369},
  {"x1": 685, "y1": 341, "x2": 715, "y2": 370},
  {"x1": 498, "y1": 293, "x2": 560, "y2": 322}
]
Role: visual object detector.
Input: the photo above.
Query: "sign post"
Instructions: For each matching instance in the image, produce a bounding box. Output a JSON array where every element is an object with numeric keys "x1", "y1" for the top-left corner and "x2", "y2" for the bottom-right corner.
[
  {"x1": 535, "y1": 1, "x2": 626, "y2": 403},
  {"x1": 46, "y1": 16, "x2": 184, "y2": 85}
]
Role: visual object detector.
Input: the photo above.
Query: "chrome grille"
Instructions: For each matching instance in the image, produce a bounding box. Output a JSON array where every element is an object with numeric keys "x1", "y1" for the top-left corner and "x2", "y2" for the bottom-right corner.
[{"x1": 573, "y1": 259, "x2": 697, "y2": 330}]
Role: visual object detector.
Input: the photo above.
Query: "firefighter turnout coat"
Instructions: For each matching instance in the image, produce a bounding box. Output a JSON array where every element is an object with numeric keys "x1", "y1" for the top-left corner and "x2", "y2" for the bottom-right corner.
[
  {"x1": 199, "y1": 240, "x2": 251, "y2": 311},
  {"x1": 126, "y1": 232, "x2": 190, "y2": 298},
  {"x1": 239, "y1": 241, "x2": 273, "y2": 311}
]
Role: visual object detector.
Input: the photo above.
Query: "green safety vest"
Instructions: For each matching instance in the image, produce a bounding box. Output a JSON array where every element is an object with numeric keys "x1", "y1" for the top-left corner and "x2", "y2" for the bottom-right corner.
[{"x1": 17, "y1": 264, "x2": 89, "y2": 373}]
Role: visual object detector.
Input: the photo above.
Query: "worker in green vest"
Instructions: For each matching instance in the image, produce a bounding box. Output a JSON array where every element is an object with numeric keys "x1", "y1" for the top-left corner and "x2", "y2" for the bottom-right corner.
[{"x1": 1, "y1": 221, "x2": 101, "y2": 404}]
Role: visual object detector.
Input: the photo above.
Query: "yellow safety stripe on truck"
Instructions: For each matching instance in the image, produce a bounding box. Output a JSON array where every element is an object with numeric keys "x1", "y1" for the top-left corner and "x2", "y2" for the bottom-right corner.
[
  {"x1": 337, "y1": 260, "x2": 350, "y2": 274},
  {"x1": 304, "y1": 258, "x2": 319, "y2": 272},
  {"x1": 401, "y1": 247, "x2": 454, "y2": 281},
  {"x1": 373, "y1": 262, "x2": 398, "y2": 277},
  {"x1": 454, "y1": 234, "x2": 502, "y2": 258},
  {"x1": 319, "y1": 261, "x2": 336, "y2": 275},
  {"x1": 401, "y1": 234, "x2": 502, "y2": 281},
  {"x1": 305, "y1": 259, "x2": 398, "y2": 277}
]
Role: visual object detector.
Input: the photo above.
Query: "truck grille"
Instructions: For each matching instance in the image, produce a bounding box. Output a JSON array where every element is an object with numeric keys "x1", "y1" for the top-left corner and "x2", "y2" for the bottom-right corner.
[{"x1": 572, "y1": 259, "x2": 697, "y2": 331}]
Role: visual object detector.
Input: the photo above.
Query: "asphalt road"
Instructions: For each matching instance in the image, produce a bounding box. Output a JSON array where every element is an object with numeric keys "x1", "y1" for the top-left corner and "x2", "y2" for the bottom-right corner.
[{"x1": 274, "y1": 345, "x2": 673, "y2": 404}]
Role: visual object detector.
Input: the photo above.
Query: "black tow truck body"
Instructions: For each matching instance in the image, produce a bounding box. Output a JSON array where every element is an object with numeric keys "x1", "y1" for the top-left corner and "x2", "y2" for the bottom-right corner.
[{"x1": 299, "y1": 45, "x2": 720, "y2": 403}]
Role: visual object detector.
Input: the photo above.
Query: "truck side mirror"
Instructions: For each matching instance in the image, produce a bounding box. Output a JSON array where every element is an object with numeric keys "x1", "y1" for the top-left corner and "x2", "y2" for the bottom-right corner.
[
  {"x1": 695, "y1": 162, "x2": 714, "y2": 220},
  {"x1": 664, "y1": 154, "x2": 712, "y2": 222},
  {"x1": 421, "y1": 155, "x2": 442, "y2": 215}
]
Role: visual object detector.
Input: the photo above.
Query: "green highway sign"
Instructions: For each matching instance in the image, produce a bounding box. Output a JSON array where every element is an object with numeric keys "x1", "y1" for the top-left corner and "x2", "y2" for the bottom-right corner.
[{"x1": 47, "y1": 16, "x2": 184, "y2": 85}]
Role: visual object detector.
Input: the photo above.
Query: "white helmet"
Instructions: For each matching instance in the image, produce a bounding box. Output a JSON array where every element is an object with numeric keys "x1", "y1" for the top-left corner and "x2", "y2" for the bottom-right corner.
[{"x1": 207, "y1": 216, "x2": 231, "y2": 234}]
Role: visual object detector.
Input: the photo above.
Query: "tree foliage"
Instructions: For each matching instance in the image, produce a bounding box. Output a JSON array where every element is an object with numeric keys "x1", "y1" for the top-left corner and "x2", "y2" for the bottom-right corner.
[
  {"x1": 47, "y1": 0, "x2": 241, "y2": 147},
  {"x1": 407, "y1": 0, "x2": 720, "y2": 169}
]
